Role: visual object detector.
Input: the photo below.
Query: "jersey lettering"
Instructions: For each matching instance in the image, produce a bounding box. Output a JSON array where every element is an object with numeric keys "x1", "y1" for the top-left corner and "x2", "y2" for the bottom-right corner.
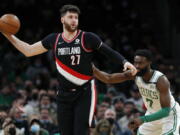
[
  {"x1": 139, "y1": 87, "x2": 158, "y2": 99},
  {"x1": 58, "y1": 47, "x2": 81, "y2": 55}
]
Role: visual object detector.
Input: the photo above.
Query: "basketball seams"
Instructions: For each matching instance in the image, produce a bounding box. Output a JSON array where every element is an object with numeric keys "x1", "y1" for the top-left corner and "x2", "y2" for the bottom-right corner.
[{"x1": 1, "y1": 20, "x2": 19, "y2": 29}]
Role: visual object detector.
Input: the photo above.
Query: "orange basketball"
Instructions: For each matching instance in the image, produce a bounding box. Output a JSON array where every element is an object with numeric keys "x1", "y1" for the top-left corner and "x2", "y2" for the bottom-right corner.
[{"x1": 0, "y1": 14, "x2": 20, "y2": 34}]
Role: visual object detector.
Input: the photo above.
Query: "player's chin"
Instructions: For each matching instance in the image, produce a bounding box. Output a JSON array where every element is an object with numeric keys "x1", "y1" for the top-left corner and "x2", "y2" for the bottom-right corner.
[{"x1": 69, "y1": 27, "x2": 77, "y2": 32}]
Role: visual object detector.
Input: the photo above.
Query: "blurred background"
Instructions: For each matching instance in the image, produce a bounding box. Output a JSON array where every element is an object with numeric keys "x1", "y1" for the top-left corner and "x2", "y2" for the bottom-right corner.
[{"x1": 0, "y1": 0, "x2": 180, "y2": 135}]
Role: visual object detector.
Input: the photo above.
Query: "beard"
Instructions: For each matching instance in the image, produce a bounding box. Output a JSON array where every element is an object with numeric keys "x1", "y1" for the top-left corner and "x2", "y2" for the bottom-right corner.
[
  {"x1": 64, "y1": 21, "x2": 78, "y2": 32},
  {"x1": 136, "y1": 66, "x2": 149, "y2": 76}
]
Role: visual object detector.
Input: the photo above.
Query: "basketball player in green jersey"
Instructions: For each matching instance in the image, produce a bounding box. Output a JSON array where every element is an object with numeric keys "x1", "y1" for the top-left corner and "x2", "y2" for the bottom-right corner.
[{"x1": 93, "y1": 49, "x2": 180, "y2": 135}]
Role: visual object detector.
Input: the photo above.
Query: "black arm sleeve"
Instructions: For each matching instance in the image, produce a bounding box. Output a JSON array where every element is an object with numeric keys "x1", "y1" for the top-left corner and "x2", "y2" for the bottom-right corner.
[
  {"x1": 84, "y1": 32, "x2": 102, "y2": 50},
  {"x1": 84, "y1": 32, "x2": 127, "y2": 65},
  {"x1": 41, "y1": 33, "x2": 58, "y2": 50},
  {"x1": 99, "y1": 43, "x2": 127, "y2": 65}
]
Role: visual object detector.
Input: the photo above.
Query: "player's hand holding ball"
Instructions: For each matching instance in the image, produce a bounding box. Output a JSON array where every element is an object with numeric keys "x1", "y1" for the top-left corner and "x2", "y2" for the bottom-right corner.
[{"x1": 0, "y1": 14, "x2": 20, "y2": 35}]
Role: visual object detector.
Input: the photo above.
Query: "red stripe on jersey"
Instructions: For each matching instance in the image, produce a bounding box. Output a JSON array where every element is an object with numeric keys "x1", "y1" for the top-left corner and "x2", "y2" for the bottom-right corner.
[
  {"x1": 55, "y1": 58, "x2": 92, "y2": 80},
  {"x1": 62, "y1": 30, "x2": 81, "y2": 43},
  {"x1": 81, "y1": 32, "x2": 93, "y2": 52}
]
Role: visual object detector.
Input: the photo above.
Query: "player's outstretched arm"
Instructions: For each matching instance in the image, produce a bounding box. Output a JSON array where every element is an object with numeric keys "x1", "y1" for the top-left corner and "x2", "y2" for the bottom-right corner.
[
  {"x1": 92, "y1": 65, "x2": 134, "y2": 83},
  {"x1": 2, "y1": 33, "x2": 48, "y2": 57},
  {"x1": 83, "y1": 32, "x2": 137, "y2": 75}
]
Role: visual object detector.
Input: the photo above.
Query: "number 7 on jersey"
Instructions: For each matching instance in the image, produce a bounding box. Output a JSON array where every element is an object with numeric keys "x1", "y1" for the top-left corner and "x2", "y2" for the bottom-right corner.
[{"x1": 146, "y1": 98, "x2": 153, "y2": 108}]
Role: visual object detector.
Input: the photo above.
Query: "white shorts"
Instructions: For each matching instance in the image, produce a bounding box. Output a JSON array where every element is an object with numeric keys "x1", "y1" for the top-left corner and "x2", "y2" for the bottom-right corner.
[{"x1": 138, "y1": 102, "x2": 180, "y2": 135}]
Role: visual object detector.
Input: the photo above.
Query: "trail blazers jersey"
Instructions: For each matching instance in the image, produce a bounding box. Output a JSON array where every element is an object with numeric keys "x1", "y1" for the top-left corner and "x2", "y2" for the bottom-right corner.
[
  {"x1": 54, "y1": 30, "x2": 94, "y2": 88},
  {"x1": 42, "y1": 30, "x2": 98, "y2": 89}
]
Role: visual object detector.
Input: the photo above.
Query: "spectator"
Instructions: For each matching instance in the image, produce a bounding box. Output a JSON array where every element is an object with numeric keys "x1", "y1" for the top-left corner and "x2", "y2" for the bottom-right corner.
[
  {"x1": 0, "y1": 117, "x2": 24, "y2": 135},
  {"x1": 118, "y1": 101, "x2": 135, "y2": 135},
  {"x1": 29, "y1": 118, "x2": 49, "y2": 135},
  {"x1": 112, "y1": 97, "x2": 125, "y2": 120},
  {"x1": 96, "y1": 103, "x2": 109, "y2": 122},
  {"x1": 127, "y1": 86, "x2": 143, "y2": 112},
  {"x1": 39, "y1": 108, "x2": 58, "y2": 134},
  {"x1": 93, "y1": 119, "x2": 113, "y2": 135},
  {"x1": 104, "y1": 109, "x2": 122, "y2": 135}
]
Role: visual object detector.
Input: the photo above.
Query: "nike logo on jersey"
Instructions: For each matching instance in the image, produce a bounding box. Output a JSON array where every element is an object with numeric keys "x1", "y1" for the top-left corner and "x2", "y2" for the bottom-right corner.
[{"x1": 58, "y1": 47, "x2": 81, "y2": 55}]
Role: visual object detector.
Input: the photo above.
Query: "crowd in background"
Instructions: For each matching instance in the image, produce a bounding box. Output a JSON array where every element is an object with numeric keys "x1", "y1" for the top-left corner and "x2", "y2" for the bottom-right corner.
[{"x1": 0, "y1": 0, "x2": 180, "y2": 135}]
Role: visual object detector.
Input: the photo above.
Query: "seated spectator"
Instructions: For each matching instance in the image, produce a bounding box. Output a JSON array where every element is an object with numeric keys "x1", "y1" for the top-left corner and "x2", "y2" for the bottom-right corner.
[
  {"x1": 0, "y1": 107, "x2": 8, "y2": 129},
  {"x1": 104, "y1": 109, "x2": 122, "y2": 135},
  {"x1": 29, "y1": 118, "x2": 49, "y2": 135},
  {"x1": 93, "y1": 119, "x2": 113, "y2": 135},
  {"x1": 39, "y1": 108, "x2": 58, "y2": 134},
  {"x1": 0, "y1": 117, "x2": 24, "y2": 135},
  {"x1": 9, "y1": 102, "x2": 29, "y2": 135},
  {"x1": 33, "y1": 94, "x2": 57, "y2": 124},
  {"x1": 127, "y1": 85, "x2": 143, "y2": 112},
  {"x1": 112, "y1": 97, "x2": 125, "y2": 120},
  {"x1": 118, "y1": 101, "x2": 135, "y2": 135},
  {"x1": 96, "y1": 103, "x2": 109, "y2": 122}
]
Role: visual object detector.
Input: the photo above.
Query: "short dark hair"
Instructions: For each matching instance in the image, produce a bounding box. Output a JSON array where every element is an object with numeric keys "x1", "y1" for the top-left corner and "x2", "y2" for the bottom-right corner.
[
  {"x1": 60, "y1": 5, "x2": 81, "y2": 17},
  {"x1": 135, "y1": 49, "x2": 153, "y2": 61}
]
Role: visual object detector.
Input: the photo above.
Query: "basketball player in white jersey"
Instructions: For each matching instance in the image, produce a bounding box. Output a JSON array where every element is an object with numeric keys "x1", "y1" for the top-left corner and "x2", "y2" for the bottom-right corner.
[{"x1": 93, "y1": 49, "x2": 180, "y2": 135}]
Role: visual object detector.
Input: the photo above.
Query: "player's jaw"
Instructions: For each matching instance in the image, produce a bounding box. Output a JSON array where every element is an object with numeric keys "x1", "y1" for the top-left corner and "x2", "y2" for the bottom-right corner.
[
  {"x1": 136, "y1": 66, "x2": 149, "y2": 77},
  {"x1": 64, "y1": 21, "x2": 78, "y2": 32}
]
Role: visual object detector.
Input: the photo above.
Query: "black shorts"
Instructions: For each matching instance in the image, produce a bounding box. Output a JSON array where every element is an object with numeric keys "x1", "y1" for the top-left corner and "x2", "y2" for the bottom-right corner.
[{"x1": 57, "y1": 80, "x2": 97, "y2": 135}]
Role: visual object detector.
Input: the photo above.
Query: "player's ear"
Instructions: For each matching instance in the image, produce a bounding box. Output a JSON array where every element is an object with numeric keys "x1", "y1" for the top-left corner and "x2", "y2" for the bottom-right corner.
[{"x1": 61, "y1": 17, "x2": 64, "y2": 23}]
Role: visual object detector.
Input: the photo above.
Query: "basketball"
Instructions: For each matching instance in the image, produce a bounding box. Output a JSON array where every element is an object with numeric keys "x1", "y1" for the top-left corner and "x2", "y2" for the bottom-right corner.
[{"x1": 0, "y1": 14, "x2": 20, "y2": 34}]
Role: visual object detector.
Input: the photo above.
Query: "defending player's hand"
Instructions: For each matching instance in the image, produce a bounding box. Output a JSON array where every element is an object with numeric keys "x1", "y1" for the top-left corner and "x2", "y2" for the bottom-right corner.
[
  {"x1": 123, "y1": 61, "x2": 137, "y2": 76},
  {"x1": 128, "y1": 118, "x2": 143, "y2": 131}
]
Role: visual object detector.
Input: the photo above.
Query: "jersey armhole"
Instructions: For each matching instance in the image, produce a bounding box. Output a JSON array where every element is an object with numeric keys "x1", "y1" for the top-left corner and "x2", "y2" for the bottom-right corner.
[
  {"x1": 135, "y1": 76, "x2": 138, "y2": 84},
  {"x1": 155, "y1": 74, "x2": 165, "y2": 90},
  {"x1": 53, "y1": 33, "x2": 61, "y2": 58},
  {"x1": 81, "y1": 32, "x2": 93, "y2": 52}
]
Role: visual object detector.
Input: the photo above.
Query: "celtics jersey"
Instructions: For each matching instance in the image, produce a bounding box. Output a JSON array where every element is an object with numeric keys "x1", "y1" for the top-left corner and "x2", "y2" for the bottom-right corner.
[{"x1": 135, "y1": 70, "x2": 175, "y2": 113}]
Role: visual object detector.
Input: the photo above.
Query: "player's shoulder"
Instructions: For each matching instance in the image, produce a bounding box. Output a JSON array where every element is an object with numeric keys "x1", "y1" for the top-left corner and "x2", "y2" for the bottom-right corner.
[
  {"x1": 44, "y1": 33, "x2": 60, "y2": 38},
  {"x1": 150, "y1": 70, "x2": 164, "y2": 83},
  {"x1": 155, "y1": 70, "x2": 169, "y2": 85},
  {"x1": 83, "y1": 31, "x2": 98, "y2": 36},
  {"x1": 154, "y1": 70, "x2": 164, "y2": 76}
]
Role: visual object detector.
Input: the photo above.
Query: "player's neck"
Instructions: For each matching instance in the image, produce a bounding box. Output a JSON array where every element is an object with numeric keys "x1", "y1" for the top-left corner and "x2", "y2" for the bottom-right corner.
[
  {"x1": 142, "y1": 69, "x2": 154, "y2": 82},
  {"x1": 62, "y1": 29, "x2": 78, "y2": 41}
]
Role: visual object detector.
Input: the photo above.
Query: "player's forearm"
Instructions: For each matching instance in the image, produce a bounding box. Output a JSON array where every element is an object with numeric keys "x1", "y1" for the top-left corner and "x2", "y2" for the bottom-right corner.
[
  {"x1": 140, "y1": 107, "x2": 171, "y2": 122},
  {"x1": 3, "y1": 34, "x2": 32, "y2": 57},
  {"x1": 93, "y1": 68, "x2": 111, "y2": 83},
  {"x1": 93, "y1": 67, "x2": 130, "y2": 84}
]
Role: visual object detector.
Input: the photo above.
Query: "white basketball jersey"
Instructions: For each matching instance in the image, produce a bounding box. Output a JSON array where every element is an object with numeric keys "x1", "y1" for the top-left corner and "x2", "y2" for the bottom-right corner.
[{"x1": 135, "y1": 70, "x2": 175, "y2": 113}]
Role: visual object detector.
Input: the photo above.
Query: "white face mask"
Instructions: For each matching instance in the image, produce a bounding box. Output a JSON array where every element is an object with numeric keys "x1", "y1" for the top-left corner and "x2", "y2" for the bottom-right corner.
[{"x1": 30, "y1": 124, "x2": 40, "y2": 133}]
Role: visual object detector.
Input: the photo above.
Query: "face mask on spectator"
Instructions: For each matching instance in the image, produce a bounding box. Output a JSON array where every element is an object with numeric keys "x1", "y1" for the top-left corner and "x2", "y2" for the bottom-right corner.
[
  {"x1": 9, "y1": 127, "x2": 16, "y2": 135},
  {"x1": 32, "y1": 93, "x2": 38, "y2": 100},
  {"x1": 106, "y1": 118, "x2": 115, "y2": 125},
  {"x1": 30, "y1": 124, "x2": 40, "y2": 133},
  {"x1": 40, "y1": 119, "x2": 50, "y2": 124},
  {"x1": 40, "y1": 104, "x2": 50, "y2": 109}
]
